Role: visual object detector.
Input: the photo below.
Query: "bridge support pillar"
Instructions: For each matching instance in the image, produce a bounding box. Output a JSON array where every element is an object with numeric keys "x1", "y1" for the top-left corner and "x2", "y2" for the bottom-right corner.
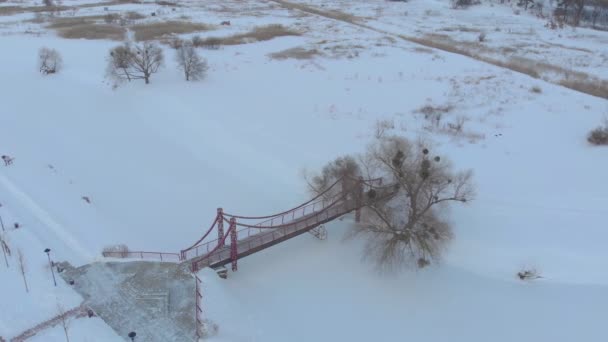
[
  {"x1": 217, "y1": 208, "x2": 224, "y2": 247},
  {"x1": 230, "y1": 218, "x2": 238, "y2": 272}
]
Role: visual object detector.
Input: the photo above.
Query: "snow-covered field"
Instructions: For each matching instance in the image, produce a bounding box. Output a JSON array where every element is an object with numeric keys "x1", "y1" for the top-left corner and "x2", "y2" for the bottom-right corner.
[{"x1": 0, "y1": 0, "x2": 607, "y2": 340}]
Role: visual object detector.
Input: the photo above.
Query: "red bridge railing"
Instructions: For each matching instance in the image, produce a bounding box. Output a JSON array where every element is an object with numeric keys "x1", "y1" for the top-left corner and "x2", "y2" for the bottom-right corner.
[{"x1": 101, "y1": 250, "x2": 182, "y2": 262}]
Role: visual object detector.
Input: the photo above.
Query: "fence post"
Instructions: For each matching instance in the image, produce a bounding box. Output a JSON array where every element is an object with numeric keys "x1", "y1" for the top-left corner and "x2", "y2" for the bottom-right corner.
[
  {"x1": 217, "y1": 208, "x2": 224, "y2": 247},
  {"x1": 230, "y1": 218, "x2": 238, "y2": 272}
]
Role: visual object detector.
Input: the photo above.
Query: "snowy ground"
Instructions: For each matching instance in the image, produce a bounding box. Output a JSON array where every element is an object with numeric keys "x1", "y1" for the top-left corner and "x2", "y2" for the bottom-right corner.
[{"x1": 0, "y1": 0, "x2": 607, "y2": 340}]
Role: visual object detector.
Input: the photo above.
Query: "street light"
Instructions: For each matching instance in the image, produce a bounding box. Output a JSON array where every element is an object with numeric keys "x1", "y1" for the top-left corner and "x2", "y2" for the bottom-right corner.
[
  {"x1": 44, "y1": 248, "x2": 57, "y2": 286},
  {"x1": 128, "y1": 331, "x2": 136, "y2": 341}
]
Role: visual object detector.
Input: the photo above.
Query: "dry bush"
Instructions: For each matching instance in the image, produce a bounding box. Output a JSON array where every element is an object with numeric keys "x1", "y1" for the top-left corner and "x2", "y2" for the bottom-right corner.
[
  {"x1": 192, "y1": 36, "x2": 221, "y2": 49},
  {"x1": 530, "y1": 85, "x2": 542, "y2": 93},
  {"x1": 0, "y1": 6, "x2": 22, "y2": 16},
  {"x1": 175, "y1": 42, "x2": 208, "y2": 81},
  {"x1": 559, "y1": 78, "x2": 608, "y2": 100},
  {"x1": 104, "y1": 13, "x2": 120, "y2": 24},
  {"x1": 517, "y1": 268, "x2": 542, "y2": 280},
  {"x1": 106, "y1": 42, "x2": 164, "y2": 85},
  {"x1": 478, "y1": 32, "x2": 486, "y2": 42},
  {"x1": 268, "y1": 47, "x2": 320, "y2": 60},
  {"x1": 102, "y1": 244, "x2": 129, "y2": 258},
  {"x1": 374, "y1": 119, "x2": 395, "y2": 139},
  {"x1": 417, "y1": 104, "x2": 453, "y2": 127},
  {"x1": 198, "y1": 24, "x2": 300, "y2": 47},
  {"x1": 131, "y1": 21, "x2": 213, "y2": 41},
  {"x1": 125, "y1": 11, "x2": 146, "y2": 20},
  {"x1": 446, "y1": 116, "x2": 467, "y2": 133},
  {"x1": 451, "y1": 0, "x2": 480, "y2": 8},
  {"x1": 587, "y1": 120, "x2": 608, "y2": 145},
  {"x1": 307, "y1": 155, "x2": 362, "y2": 202},
  {"x1": 156, "y1": 0, "x2": 179, "y2": 6},
  {"x1": 38, "y1": 47, "x2": 62, "y2": 74},
  {"x1": 55, "y1": 24, "x2": 126, "y2": 40}
]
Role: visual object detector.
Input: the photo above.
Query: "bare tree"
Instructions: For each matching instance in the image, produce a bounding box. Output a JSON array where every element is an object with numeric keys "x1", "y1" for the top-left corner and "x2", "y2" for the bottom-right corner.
[
  {"x1": 175, "y1": 42, "x2": 208, "y2": 81},
  {"x1": 56, "y1": 303, "x2": 71, "y2": 342},
  {"x1": 357, "y1": 136, "x2": 473, "y2": 270},
  {"x1": 307, "y1": 155, "x2": 362, "y2": 202},
  {"x1": 39, "y1": 47, "x2": 63, "y2": 75},
  {"x1": 17, "y1": 249, "x2": 29, "y2": 293},
  {"x1": 106, "y1": 42, "x2": 164, "y2": 85},
  {"x1": 312, "y1": 135, "x2": 473, "y2": 271}
]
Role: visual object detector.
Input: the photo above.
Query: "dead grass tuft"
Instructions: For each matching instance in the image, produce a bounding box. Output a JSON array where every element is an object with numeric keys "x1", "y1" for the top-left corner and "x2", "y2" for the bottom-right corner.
[
  {"x1": 269, "y1": 47, "x2": 320, "y2": 60},
  {"x1": 125, "y1": 11, "x2": 146, "y2": 20},
  {"x1": 195, "y1": 24, "x2": 300, "y2": 47},
  {"x1": 131, "y1": 21, "x2": 214, "y2": 41},
  {"x1": 55, "y1": 24, "x2": 126, "y2": 40}
]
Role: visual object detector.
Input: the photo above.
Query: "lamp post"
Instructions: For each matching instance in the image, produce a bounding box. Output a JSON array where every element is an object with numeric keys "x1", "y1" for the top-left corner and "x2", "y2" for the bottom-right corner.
[
  {"x1": 44, "y1": 248, "x2": 57, "y2": 286},
  {"x1": 128, "y1": 331, "x2": 136, "y2": 341}
]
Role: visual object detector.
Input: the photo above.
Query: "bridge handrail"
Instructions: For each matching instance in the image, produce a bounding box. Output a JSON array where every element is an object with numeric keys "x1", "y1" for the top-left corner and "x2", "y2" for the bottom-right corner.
[
  {"x1": 222, "y1": 177, "x2": 344, "y2": 220},
  {"x1": 101, "y1": 250, "x2": 181, "y2": 262}
]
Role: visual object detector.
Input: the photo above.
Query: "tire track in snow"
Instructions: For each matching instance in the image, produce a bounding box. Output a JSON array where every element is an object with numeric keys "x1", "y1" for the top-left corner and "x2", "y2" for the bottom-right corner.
[{"x1": 0, "y1": 172, "x2": 93, "y2": 261}]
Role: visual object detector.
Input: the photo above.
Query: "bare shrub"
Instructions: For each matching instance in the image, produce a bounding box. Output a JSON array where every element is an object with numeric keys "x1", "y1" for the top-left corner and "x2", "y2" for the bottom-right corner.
[
  {"x1": 587, "y1": 119, "x2": 608, "y2": 145},
  {"x1": 125, "y1": 11, "x2": 146, "y2": 20},
  {"x1": 175, "y1": 42, "x2": 208, "y2": 81},
  {"x1": 417, "y1": 104, "x2": 453, "y2": 127},
  {"x1": 518, "y1": 268, "x2": 542, "y2": 280},
  {"x1": 106, "y1": 42, "x2": 164, "y2": 85},
  {"x1": 192, "y1": 36, "x2": 221, "y2": 49},
  {"x1": 374, "y1": 119, "x2": 395, "y2": 139},
  {"x1": 478, "y1": 32, "x2": 486, "y2": 42},
  {"x1": 530, "y1": 85, "x2": 542, "y2": 93},
  {"x1": 103, "y1": 13, "x2": 120, "y2": 24},
  {"x1": 168, "y1": 37, "x2": 184, "y2": 50},
  {"x1": 43, "y1": 0, "x2": 55, "y2": 7},
  {"x1": 451, "y1": 0, "x2": 479, "y2": 9},
  {"x1": 102, "y1": 244, "x2": 130, "y2": 257},
  {"x1": 447, "y1": 116, "x2": 467, "y2": 133},
  {"x1": 307, "y1": 155, "x2": 362, "y2": 202},
  {"x1": 131, "y1": 21, "x2": 213, "y2": 41},
  {"x1": 38, "y1": 47, "x2": 62, "y2": 75}
]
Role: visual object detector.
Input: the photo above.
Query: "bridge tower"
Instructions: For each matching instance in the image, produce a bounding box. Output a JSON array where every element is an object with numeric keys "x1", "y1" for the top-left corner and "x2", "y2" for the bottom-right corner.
[
  {"x1": 230, "y1": 218, "x2": 238, "y2": 271},
  {"x1": 217, "y1": 208, "x2": 224, "y2": 247}
]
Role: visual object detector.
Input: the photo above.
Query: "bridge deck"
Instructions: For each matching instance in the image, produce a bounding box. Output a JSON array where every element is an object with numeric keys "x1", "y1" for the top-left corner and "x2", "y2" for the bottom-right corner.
[{"x1": 190, "y1": 201, "x2": 354, "y2": 270}]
